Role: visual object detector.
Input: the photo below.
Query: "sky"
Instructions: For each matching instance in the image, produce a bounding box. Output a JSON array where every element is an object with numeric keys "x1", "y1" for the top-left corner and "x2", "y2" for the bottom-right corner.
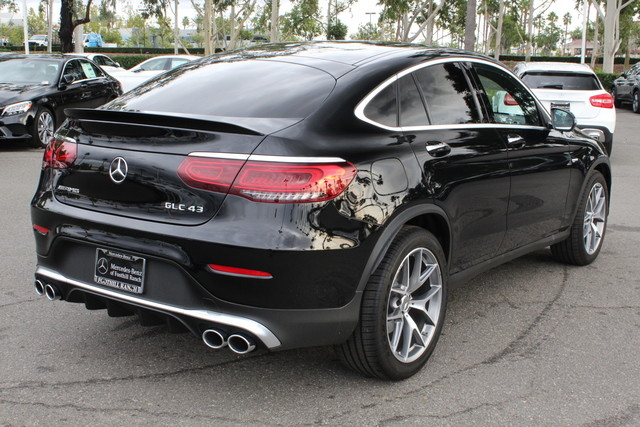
[{"x1": 16, "y1": 0, "x2": 591, "y2": 42}]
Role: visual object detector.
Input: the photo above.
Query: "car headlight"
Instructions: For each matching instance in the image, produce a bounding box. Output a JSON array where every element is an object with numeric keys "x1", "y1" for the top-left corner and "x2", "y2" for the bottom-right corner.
[{"x1": 1, "y1": 101, "x2": 33, "y2": 117}]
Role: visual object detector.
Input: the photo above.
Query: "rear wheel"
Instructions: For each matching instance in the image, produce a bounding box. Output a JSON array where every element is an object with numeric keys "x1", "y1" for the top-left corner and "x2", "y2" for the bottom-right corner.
[
  {"x1": 551, "y1": 171, "x2": 608, "y2": 265},
  {"x1": 31, "y1": 107, "x2": 55, "y2": 148},
  {"x1": 336, "y1": 226, "x2": 447, "y2": 380}
]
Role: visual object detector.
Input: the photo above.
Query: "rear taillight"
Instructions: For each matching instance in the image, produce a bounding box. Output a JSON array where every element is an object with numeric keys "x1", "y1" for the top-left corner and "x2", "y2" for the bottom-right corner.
[
  {"x1": 43, "y1": 137, "x2": 77, "y2": 169},
  {"x1": 504, "y1": 93, "x2": 519, "y2": 106},
  {"x1": 590, "y1": 93, "x2": 614, "y2": 108},
  {"x1": 177, "y1": 157, "x2": 357, "y2": 203}
]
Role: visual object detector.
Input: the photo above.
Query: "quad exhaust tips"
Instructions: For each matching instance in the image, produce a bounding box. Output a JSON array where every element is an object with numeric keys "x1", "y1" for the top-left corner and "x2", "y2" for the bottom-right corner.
[
  {"x1": 202, "y1": 329, "x2": 256, "y2": 354},
  {"x1": 35, "y1": 280, "x2": 61, "y2": 300}
]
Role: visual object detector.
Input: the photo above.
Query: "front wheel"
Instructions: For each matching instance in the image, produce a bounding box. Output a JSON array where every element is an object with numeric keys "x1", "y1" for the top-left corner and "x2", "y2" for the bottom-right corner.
[
  {"x1": 633, "y1": 91, "x2": 640, "y2": 114},
  {"x1": 336, "y1": 227, "x2": 447, "y2": 380},
  {"x1": 551, "y1": 171, "x2": 608, "y2": 265},
  {"x1": 31, "y1": 107, "x2": 55, "y2": 148}
]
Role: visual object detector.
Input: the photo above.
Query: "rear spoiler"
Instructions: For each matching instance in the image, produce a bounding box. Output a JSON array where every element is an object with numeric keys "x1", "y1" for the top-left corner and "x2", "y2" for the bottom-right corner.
[{"x1": 65, "y1": 108, "x2": 293, "y2": 136}]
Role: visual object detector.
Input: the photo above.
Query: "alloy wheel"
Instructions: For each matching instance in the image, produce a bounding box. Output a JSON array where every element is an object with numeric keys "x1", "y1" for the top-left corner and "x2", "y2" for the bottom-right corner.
[
  {"x1": 37, "y1": 111, "x2": 54, "y2": 145},
  {"x1": 387, "y1": 247, "x2": 442, "y2": 363},
  {"x1": 583, "y1": 182, "x2": 607, "y2": 255}
]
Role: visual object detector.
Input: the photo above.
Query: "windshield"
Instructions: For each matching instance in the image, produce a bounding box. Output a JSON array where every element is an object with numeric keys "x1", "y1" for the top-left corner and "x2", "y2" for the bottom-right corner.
[
  {"x1": 521, "y1": 72, "x2": 601, "y2": 90},
  {"x1": 0, "y1": 58, "x2": 60, "y2": 84}
]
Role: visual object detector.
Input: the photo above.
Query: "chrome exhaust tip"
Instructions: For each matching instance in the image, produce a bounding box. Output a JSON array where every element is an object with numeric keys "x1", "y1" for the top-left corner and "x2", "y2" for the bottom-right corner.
[
  {"x1": 202, "y1": 329, "x2": 228, "y2": 349},
  {"x1": 227, "y1": 334, "x2": 256, "y2": 354},
  {"x1": 34, "y1": 280, "x2": 45, "y2": 296},
  {"x1": 44, "y1": 284, "x2": 61, "y2": 301}
]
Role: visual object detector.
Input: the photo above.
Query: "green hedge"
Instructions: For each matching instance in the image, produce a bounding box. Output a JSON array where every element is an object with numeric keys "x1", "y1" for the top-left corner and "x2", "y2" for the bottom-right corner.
[{"x1": 595, "y1": 71, "x2": 619, "y2": 90}]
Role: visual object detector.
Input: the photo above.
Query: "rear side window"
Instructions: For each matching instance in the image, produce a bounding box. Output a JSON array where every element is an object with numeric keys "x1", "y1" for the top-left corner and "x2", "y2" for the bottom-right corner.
[
  {"x1": 413, "y1": 63, "x2": 480, "y2": 125},
  {"x1": 364, "y1": 81, "x2": 398, "y2": 127},
  {"x1": 399, "y1": 74, "x2": 429, "y2": 127},
  {"x1": 521, "y1": 72, "x2": 601, "y2": 90},
  {"x1": 108, "y1": 60, "x2": 336, "y2": 119}
]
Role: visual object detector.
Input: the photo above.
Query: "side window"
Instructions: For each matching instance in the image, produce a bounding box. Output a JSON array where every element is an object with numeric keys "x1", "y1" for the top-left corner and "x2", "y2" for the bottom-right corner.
[
  {"x1": 102, "y1": 56, "x2": 117, "y2": 67},
  {"x1": 78, "y1": 60, "x2": 103, "y2": 79},
  {"x1": 170, "y1": 58, "x2": 189, "y2": 68},
  {"x1": 363, "y1": 80, "x2": 398, "y2": 127},
  {"x1": 140, "y1": 58, "x2": 167, "y2": 71},
  {"x1": 472, "y1": 63, "x2": 542, "y2": 126},
  {"x1": 413, "y1": 62, "x2": 480, "y2": 125},
  {"x1": 399, "y1": 74, "x2": 429, "y2": 127},
  {"x1": 62, "y1": 60, "x2": 83, "y2": 83}
]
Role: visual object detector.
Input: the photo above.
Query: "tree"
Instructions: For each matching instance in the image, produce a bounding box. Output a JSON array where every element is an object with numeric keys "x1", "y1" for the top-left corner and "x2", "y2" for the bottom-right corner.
[
  {"x1": 562, "y1": 12, "x2": 571, "y2": 54},
  {"x1": 377, "y1": 0, "x2": 446, "y2": 43},
  {"x1": 59, "y1": 0, "x2": 94, "y2": 52},
  {"x1": 464, "y1": 0, "x2": 477, "y2": 50},
  {"x1": 140, "y1": 0, "x2": 191, "y2": 53},
  {"x1": 281, "y1": 0, "x2": 322, "y2": 41},
  {"x1": 595, "y1": 0, "x2": 639, "y2": 72},
  {"x1": 350, "y1": 22, "x2": 381, "y2": 40},
  {"x1": 327, "y1": 19, "x2": 347, "y2": 39}
]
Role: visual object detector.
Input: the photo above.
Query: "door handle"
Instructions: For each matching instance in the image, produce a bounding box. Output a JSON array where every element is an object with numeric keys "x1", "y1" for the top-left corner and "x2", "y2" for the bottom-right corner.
[
  {"x1": 425, "y1": 141, "x2": 451, "y2": 157},
  {"x1": 507, "y1": 134, "x2": 526, "y2": 149}
]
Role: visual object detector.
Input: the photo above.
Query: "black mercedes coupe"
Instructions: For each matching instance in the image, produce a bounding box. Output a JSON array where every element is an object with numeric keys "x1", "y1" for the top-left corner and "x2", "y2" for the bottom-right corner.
[
  {"x1": 31, "y1": 42, "x2": 611, "y2": 380},
  {"x1": 0, "y1": 54, "x2": 121, "y2": 147}
]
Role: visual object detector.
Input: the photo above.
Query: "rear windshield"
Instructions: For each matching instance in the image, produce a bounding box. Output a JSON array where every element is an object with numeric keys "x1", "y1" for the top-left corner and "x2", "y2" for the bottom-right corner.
[
  {"x1": 107, "y1": 59, "x2": 336, "y2": 119},
  {"x1": 521, "y1": 72, "x2": 601, "y2": 90}
]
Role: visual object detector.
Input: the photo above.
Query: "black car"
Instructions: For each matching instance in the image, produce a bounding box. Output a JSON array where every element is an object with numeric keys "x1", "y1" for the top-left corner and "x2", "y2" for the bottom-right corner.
[
  {"x1": 0, "y1": 54, "x2": 121, "y2": 147},
  {"x1": 31, "y1": 42, "x2": 610, "y2": 380},
  {"x1": 612, "y1": 62, "x2": 640, "y2": 112}
]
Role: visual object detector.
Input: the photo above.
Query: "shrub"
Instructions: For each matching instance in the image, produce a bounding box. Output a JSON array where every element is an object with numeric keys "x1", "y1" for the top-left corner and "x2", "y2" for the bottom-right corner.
[{"x1": 595, "y1": 71, "x2": 619, "y2": 90}]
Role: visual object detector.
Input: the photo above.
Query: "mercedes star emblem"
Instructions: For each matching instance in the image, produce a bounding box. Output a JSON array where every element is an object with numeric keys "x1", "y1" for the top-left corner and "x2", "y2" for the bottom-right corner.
[
  {"x1": 97, "y1": 257, "x2": 109, "y2": 275},
  {"x1": 109, "y1": 157, "x2": 128, "y2": 184}
]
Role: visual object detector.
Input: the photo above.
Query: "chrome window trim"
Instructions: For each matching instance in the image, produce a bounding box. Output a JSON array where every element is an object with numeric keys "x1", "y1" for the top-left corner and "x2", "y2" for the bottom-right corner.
[
  {"x1": 354, "y1": 56, "x2": 547, "y2": 132},
  {"x1": 36, "y1": 266, "x2": 282, "y2": 349},
  {"x1": 188, "y1": 152, "x2": 348, "y2": 164}
]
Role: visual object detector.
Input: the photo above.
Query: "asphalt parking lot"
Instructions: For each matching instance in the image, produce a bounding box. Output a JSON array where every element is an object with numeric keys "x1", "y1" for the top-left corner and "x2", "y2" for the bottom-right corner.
[{"x1": 1, "y1": 109, "x2": 639, "y2": 426}]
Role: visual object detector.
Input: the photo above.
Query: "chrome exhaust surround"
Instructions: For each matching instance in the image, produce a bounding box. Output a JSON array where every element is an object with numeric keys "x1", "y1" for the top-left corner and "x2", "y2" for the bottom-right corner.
[
  {"x1": 202, "y1": 329, "x2": 228, "y2": 349},
  {"x1": 227, "y1": 334, "x2": 256, "y2": 354},
  {"x1": 44, "y1": 284, "x2": 61, "y2": 301},
  {"x1": 34, "y1": 280, "x2": 45, "y2": 296}
]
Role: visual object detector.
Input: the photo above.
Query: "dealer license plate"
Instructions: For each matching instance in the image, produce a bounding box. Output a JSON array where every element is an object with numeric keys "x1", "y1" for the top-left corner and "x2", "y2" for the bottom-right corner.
[
  {"x1": 551, "y1": 102, "x2": 570, "y2": 111},
  {"x1": 94, "y1": 248, "x2": 146, "y2": 294}
]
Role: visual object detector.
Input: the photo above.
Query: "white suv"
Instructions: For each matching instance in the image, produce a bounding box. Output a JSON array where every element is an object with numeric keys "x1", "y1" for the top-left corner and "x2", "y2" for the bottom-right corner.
[{"x1": 514, "y1": 62, "x2": 615, "y2": 154}]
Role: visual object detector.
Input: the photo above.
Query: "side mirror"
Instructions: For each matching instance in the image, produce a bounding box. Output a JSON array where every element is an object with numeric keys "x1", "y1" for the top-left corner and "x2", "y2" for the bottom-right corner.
[
  {"x1": 621, "y1": 72, "x2": 627, "y2": 78},
  {"x1": 551, "y1": 108, "x2": 576, "y2": 132}
]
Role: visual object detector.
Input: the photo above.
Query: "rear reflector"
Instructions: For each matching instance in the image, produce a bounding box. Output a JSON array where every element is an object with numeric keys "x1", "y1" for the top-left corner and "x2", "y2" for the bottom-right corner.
[
  {"x1": 207, "y1": 264, "x2": 273, "y2": 279},
  {"x1": 178, "y1": 157, "x2": 357, "y2": 203},
  {"x1": 43, "y1": 137, "x2": 77, "y2": 169},
  {"x1": 589, "y1": 93, "x2": 614, "y2": 108},
  {"x1": 32, "y1": 224, "x2": 49, "y2": 235}
]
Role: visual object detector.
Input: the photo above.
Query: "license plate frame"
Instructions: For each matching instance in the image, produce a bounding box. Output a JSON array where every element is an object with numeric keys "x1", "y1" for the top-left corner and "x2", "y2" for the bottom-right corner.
[{"x1": 94, "y1": 248, "x2": 146, "y2": 294}]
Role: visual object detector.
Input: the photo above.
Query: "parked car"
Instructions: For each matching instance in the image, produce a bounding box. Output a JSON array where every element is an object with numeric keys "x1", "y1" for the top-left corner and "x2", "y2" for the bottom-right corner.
[
  {"x1": 27, "y1": 34, "x2": 48, "y2": 47},
  {"x1": 611, "y1": 62, "x2": 640, "y2": 113},
  {"x1": 83, "y1": 33, "x2": 103, "y2": 48},
  {"x1": 0, "y1": 54, "x2": 122, "y2": 147},
  {"x1": 66, "y1": 53, "x2": 123, "y2": 75},
  {"x1": 31, "y1": 42, "x2": 611, "y2": 380},
  {"x1": 109, "y1": 55, "x2": 200, "y2": 92},
  {"x1": 514, "y1": 62, "x2": 615, "y2": 154}
]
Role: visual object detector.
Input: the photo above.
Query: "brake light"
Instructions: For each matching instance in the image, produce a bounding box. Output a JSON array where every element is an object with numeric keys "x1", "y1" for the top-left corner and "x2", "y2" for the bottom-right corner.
[
  {"x1": 504, "y1": 93, "x2": 519, "y2": 106},
  {"x1": 177, "y1": 157, "x2": 357, "y2": 203},
  {"x1": 589, "y1": 93, "x2": 614, "y2": 108},
  {"x1": 43, "y1": 137, "x2": 77, "y2": 169}
]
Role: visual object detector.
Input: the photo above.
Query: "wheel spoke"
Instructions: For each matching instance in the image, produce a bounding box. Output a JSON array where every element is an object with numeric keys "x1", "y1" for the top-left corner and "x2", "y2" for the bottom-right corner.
[{"x1": 409, "y1": 286, "x2": 441, "y2": 314}]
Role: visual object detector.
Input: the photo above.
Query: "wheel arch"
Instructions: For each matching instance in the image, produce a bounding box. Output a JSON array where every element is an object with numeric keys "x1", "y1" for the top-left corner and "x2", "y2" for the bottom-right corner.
[{"x1": 356, "y1": 204, "x2": 452, "y2": 294}]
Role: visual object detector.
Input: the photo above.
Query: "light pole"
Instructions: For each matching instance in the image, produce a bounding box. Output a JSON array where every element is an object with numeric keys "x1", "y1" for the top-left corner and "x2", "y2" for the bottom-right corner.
[
  {"x1": 22, "y1": 0, "x2": 29, "y2": 54},
  {"x1": 366, "y1": 12, "x2": 376, "y2": 26}
]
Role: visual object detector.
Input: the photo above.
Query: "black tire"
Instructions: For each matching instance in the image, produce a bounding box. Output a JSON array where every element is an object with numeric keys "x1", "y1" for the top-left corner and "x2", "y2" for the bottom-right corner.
[
  {"x1": 612, "y1": 88, "x2": 622, "y2": 108},
  {"x1": 633, "y1": 91, "x2": 640, "y2": 114},
  {"x1": 31, "y1": 107, "x2": 55, "y2": 148},
  {"x1": 336, "y1": 226, "x2": 447, "y2": 380},
  {"x1": 551, "y1": 171, "x2": 608, "y2": 266}
]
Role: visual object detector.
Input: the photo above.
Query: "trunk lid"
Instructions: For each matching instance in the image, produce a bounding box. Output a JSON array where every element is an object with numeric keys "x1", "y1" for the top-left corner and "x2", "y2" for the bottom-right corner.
[{"x1": 51, "y1": 109, "x2": 290, "y2": 225}]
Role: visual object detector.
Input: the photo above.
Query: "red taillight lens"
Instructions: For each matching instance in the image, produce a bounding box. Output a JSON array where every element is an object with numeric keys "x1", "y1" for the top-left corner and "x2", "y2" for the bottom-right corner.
[
  {"x1": 590, "y1": 93, "x2": 614, "y2": 108},
  {"x1": 177, "y1": 157, "x2": 357, "y2": 203},
  {"x1": 32, "y1": 224, "x2": 50, "y2": 235},
  {"x1": 43, "y1": 137, "x2": 77, "y2": 169},
  {"x1": 504, "y1": 93, "x2": 519, "y2": 106}
]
